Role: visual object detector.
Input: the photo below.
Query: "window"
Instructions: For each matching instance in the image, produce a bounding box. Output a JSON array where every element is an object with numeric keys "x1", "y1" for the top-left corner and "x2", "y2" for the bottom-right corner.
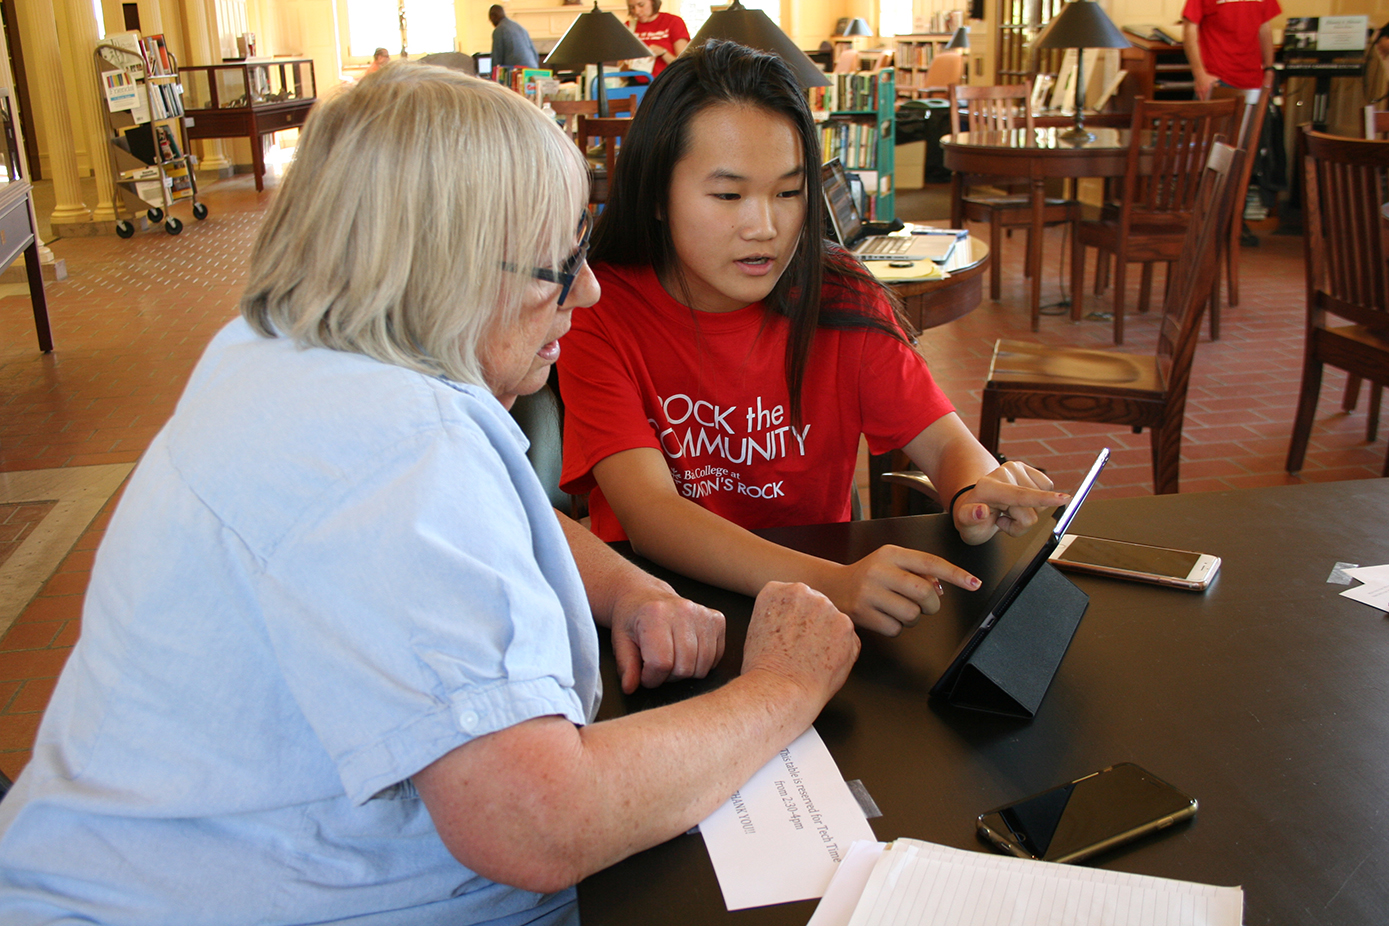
[
  {"x1": 341, "y1": 0, "x2": 456, "y2": 59},
  {"x1": 879, "y1": 0, "x2": 913, "y2": 38}
]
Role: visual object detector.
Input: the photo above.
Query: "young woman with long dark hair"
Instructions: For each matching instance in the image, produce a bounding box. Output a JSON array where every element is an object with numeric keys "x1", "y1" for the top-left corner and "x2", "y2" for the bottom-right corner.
[{"x1": 559, "y1": 41, "x2": 1065, "y2": 635}]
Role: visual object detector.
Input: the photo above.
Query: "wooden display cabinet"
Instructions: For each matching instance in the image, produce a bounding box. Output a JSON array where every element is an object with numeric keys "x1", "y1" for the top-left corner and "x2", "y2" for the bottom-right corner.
[{"x1": 180, "y1": 59, "x2": 316, "y2": 191}]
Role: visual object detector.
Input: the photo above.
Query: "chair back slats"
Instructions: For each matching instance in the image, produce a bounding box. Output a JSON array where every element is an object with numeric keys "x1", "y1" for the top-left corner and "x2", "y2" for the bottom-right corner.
[
  {"x1": 1303, "y1": 130, "x2": 1389, "y2": 332},
  {"x1": 1154, "y1": 142, "x2": 1241, "y2": 395},
  {"x1": 1124, "y1": 97, "x2": 1237, "y2": 228},
  {"x1": 949, "y1": 83, "x2": 1035, "y2": 136}
]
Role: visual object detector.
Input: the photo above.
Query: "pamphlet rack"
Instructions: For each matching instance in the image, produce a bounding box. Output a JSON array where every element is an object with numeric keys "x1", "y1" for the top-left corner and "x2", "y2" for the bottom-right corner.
[{"x1": 94, "y1": 36, "x2": 209, "y2": 236}]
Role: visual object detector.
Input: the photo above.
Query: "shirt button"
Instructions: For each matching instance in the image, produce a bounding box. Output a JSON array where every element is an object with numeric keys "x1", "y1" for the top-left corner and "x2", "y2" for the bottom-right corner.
[{"x1": 457, "y1": 710, "x2": 480, "y2": 731}]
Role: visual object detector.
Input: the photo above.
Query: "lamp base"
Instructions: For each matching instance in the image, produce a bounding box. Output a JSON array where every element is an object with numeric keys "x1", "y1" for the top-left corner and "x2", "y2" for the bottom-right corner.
[{"x1": 1058, "y1": 125, "x2": 1094, "y2": 145}]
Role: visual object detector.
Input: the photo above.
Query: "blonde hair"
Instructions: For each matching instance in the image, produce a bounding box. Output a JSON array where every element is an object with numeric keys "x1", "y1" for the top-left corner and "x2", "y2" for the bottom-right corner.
[{"x1": 241, "y1": 64, "x2": 588, "y2": 386}]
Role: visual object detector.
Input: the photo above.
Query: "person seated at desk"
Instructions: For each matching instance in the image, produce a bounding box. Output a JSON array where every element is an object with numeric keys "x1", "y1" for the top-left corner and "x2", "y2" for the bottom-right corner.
[
  {"x1": 558, "y1": 41, "x2": 1068, "y2": 638},
  {"x1": 0, "y1": 65, "x2": 861, "y2": 926}
]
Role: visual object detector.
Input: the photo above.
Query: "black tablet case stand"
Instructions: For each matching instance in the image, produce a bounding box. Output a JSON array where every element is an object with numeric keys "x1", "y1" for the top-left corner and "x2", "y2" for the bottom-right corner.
[{"x1": 942, "y1": 563, "x2": 1089, "y2": 718}]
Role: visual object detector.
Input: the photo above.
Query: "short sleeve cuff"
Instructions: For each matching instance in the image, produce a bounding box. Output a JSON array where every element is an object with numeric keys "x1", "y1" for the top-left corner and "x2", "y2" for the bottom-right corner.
[{"x1": 340, "y1": 676, "x2": 588, "y2": 806}]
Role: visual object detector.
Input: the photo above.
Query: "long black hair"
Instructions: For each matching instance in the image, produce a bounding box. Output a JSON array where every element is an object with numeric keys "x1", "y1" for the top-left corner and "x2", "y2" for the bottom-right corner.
[{"x1": 589, "y1": 39, "x2": 910, "y2": 423}]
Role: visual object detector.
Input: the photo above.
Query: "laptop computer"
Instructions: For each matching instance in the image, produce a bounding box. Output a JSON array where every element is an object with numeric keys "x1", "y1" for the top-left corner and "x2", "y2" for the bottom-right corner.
[
  {"x1": 821, "y1": 158, "x2": 961, "y2": 262},
  {"x1": 929, "y1": 447, "x2": 1110, "y2": 699}
]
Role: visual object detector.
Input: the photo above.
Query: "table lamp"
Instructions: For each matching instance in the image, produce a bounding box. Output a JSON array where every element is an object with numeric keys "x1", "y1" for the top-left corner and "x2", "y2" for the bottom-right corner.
[
  {"x1": 544, "y1": 1, "x2": 652, "y2": 116},
  {"x1": 944, "y1": 25, "x2": 970, "y2": 51},
  {"x1": 687, "y1": 0, "x2": 831, "y2": 89},
  {"x1": 1033, "y1": 0, "x2": 1130, "y2": 142},
  {"x1": 839, "y1": 18, "x2": 873, "y2": 38}
]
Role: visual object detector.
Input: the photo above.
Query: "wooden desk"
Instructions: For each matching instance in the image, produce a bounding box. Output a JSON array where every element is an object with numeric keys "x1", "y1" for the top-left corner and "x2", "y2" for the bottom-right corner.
[
  {"x1": 942, "y1": 129, "x2": 1130, "y2": 330},
  {"x1": 0, "y1": 180, "x2": 51, "y2": 353},
  {"x1": 580, "y1": 479, "x2": 1389, "y2": 926}
]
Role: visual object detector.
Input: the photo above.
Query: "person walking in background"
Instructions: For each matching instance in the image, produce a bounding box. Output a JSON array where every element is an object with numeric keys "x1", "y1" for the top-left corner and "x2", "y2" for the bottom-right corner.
[
  {"x1": 489, "y1": 4, "x2": 539, "y2": 69},
  {"x1": 1182, "y1": 0, "x2": 1280, "y2": 99}
]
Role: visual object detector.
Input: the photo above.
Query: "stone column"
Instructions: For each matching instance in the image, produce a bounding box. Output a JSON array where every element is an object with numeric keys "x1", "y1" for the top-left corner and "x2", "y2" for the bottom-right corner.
[
  {"x1": 62, "y1": 0, "x2": 117, "y2": 222},
  {"x1": 18, "y1": 0, "x2": 91, "y2": 223},
  {"x1": 192, "y1": 0, "x2": 231, "y2": 171}
]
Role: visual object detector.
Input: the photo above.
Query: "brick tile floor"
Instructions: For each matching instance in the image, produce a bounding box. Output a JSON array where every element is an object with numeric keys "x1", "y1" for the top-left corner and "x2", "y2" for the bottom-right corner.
[{"x1": 0, "y1": 175, "x2": 1382, "y2": 780}]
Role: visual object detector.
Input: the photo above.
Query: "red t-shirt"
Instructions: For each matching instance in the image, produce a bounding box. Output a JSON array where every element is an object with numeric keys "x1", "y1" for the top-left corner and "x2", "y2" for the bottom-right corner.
[
  {"x1": 1182, "y1": 0, "x2": 1281, "y2": 90},
  {"x1": 558, "y1": 263, "x2": 955, "y2": 541},
  {"x1": 629, "y1": 12, "x2": 690, "y2": 75}
]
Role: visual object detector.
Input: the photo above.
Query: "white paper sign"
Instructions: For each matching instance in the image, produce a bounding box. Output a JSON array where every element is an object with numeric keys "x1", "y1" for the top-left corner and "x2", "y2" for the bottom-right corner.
[{"x1": 699, "y1": 726, "x2": 877, "y2": 910}]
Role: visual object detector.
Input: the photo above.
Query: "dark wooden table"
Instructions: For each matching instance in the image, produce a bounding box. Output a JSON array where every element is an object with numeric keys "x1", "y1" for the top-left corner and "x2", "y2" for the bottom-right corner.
[
  {"x1": 580, "y1": 478, "x2": 1389, "y2": 926},
  {"x1": 942, "y1": 129, "x2": 1130, "y2": 330}
]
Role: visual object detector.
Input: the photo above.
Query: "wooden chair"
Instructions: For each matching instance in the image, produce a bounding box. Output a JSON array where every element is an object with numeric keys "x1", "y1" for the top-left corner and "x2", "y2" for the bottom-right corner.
[
  {"x1": 1286, "y1": 129, "x2": 1389, "y2": 479},
  {"x1": 1071, "y1": 96, "x2": 1238, "y2": 344},
  {"x1": 576, "y1": 115, "x2": 633, "y2": 205},
  {"x1": 1209, "y1": 85, "x2": 1270, "y2": 338},
  {"x1": 1343, "y1": 105, "x2": 1389, "y2": 439},
  {"x1": 550, "y1": 97, "x2": 631, "y2": 146},
  {"x1": 979, "y1": 142, "x2": 1242, "y2": 496},
  {"x1": 915, "y1": 50, "x2": 964, "y2": 99},
  {"x1": 950, "y1": 82, "x2": 1078, "y2": 303}
]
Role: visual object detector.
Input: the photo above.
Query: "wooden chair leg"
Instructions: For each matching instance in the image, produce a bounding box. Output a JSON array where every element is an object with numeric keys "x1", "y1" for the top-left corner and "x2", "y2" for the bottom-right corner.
[
  {"x1": 1226, "y1": 214, "x2": 1241, "y2": 308},
  {"x1": 1071, "y1": 236, "x2": 1086, "y2": 320},
  {"x1": 1369, "y1": 384, "x2": 1382, "y2": 443},
  {"x1": 1023, "y1": 227, "x2": 1034, "y2": 279},
  {"x1": 1341, "y1": 375, "x2": 1361, "y2": 412},
  {"x1": 989, "y1": 216, "x2": 1003, "y2": 301},
  {"x1": 1094, "y1": 250, "x2": 1108, "y2": 295},
  {"x1": 1207, "y1": 289, "x2": 1220, "y2": 341},
  {"x1": 1150, "y1": 422, "x2": 1182, "y2": 495},
  {"x1": 1286, "y1": 355, "x2": 1324, "y2": 473},
  {"x1": 1113, "y1": 257, "x2": 1128, "y2": 345},
  {"x1": 978, "y1": 384, "x2": 1004, "y2": 456},
  {"x1": 1137, "y1": 263, "x2": 1154, "y2": 315}
]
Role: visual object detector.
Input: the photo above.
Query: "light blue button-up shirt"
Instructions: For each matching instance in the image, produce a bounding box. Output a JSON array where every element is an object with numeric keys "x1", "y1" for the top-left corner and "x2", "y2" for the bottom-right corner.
[{"x1": 0, "y1": 319, "x2": 599, "y2": 925}]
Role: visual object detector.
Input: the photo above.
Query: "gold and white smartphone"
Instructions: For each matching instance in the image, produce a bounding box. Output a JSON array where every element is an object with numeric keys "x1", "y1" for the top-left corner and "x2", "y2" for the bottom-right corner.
[
  {"x1": 1049, "y1": 534, "x2": 1221, "y2": 591},
  {"x1": 977, "y1": 763, "x2": 1198, "y2": 864}
]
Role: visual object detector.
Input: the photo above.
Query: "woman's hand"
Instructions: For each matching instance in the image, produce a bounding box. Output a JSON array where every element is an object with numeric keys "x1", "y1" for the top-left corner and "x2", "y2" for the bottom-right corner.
[
  {"x1": 952, "y1": 461, "x2": 1070, "y2": 545},
  {"x1": 609, "y1": 581, "x2": 726, "y2": 694},
  {"x1": 817, "y1": 545, "x2": 982, "y2": 637}
]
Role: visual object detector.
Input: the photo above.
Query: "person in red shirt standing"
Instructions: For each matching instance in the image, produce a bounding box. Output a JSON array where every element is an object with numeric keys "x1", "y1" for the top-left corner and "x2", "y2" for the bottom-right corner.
[
  {"x1": 1182, "y1": 0, "x2": 1281, "y2": 98},
  {"x1": 627, "y1": 0, "x2": 690, "y2": 75}
]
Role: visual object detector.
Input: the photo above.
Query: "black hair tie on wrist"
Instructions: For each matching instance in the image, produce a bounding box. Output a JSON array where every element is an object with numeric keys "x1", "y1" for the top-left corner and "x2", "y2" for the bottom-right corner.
[{"x1": 949, "y1": 484, "x2": 977, "y2": 522}]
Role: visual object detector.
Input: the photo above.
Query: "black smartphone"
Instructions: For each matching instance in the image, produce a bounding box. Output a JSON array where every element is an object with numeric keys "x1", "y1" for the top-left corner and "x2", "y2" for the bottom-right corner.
[{"x1": 977, "y1": 763, "x2": 1197, "y2": 864}]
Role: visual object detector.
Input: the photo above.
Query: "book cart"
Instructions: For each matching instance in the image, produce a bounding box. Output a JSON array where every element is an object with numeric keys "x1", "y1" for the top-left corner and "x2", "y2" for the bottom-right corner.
[{"x1": 94, "y1": 36, "x2": 208, "y2": 236}]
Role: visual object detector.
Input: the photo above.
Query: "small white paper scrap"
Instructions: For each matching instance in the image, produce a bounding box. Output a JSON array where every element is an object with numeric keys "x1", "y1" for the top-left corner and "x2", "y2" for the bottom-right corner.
[
  {"x1": 1327, "y1": 562, "x2": 1359, "y2": 585},
  {"x1": 699, "y1": 726, "x2": 877, "y2": 911}
]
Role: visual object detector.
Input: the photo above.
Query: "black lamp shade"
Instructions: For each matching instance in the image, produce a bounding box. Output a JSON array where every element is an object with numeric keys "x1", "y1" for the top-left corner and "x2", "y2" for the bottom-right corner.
[
  {"x1": 1033, "y1": 0, "x2": 1131, "y2": 49},
  {"x1": 688, "y1": 1, "x2": 831, "y2": 88},
  {"x1": 944, "y1": 26, "x2": 970, "y2": 51},
  {"x1": 841, "y1": 18, "x2": 873, "y2": 38},
  {"x1": 544, "y1": 1, "x2": 651, "y2": 67}
]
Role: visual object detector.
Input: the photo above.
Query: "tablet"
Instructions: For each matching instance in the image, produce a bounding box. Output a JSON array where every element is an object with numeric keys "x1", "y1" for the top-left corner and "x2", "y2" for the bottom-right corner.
[{"x1": 929, "y1": 448, "x2": 1110, "y2": 698}]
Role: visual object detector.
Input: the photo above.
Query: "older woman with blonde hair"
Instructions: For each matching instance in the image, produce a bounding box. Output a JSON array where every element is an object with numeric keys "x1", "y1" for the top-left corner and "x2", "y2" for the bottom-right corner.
[{"x1": 0, "y1": 64, "x2": 858, "y2": 926}]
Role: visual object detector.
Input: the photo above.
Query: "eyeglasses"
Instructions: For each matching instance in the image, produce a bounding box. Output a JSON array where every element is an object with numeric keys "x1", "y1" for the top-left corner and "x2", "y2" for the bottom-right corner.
[{"x1": 502, "y1": 212, "x2": 591, "y2": 306}]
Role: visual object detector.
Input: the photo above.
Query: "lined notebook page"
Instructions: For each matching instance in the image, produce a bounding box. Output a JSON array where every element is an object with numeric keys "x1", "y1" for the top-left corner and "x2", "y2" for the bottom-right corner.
[{"x1": 846, "y1": 839, "x2": 1242, "y2": 926}]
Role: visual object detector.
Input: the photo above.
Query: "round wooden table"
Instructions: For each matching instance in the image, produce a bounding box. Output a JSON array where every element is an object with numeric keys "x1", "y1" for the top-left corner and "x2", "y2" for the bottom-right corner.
[
  {"x1": 880, "y1": 234, "x2": 991, "y2": 331},
  {"x1": 942, "y1": 128, "x2": 1131, "y2": 329}
]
